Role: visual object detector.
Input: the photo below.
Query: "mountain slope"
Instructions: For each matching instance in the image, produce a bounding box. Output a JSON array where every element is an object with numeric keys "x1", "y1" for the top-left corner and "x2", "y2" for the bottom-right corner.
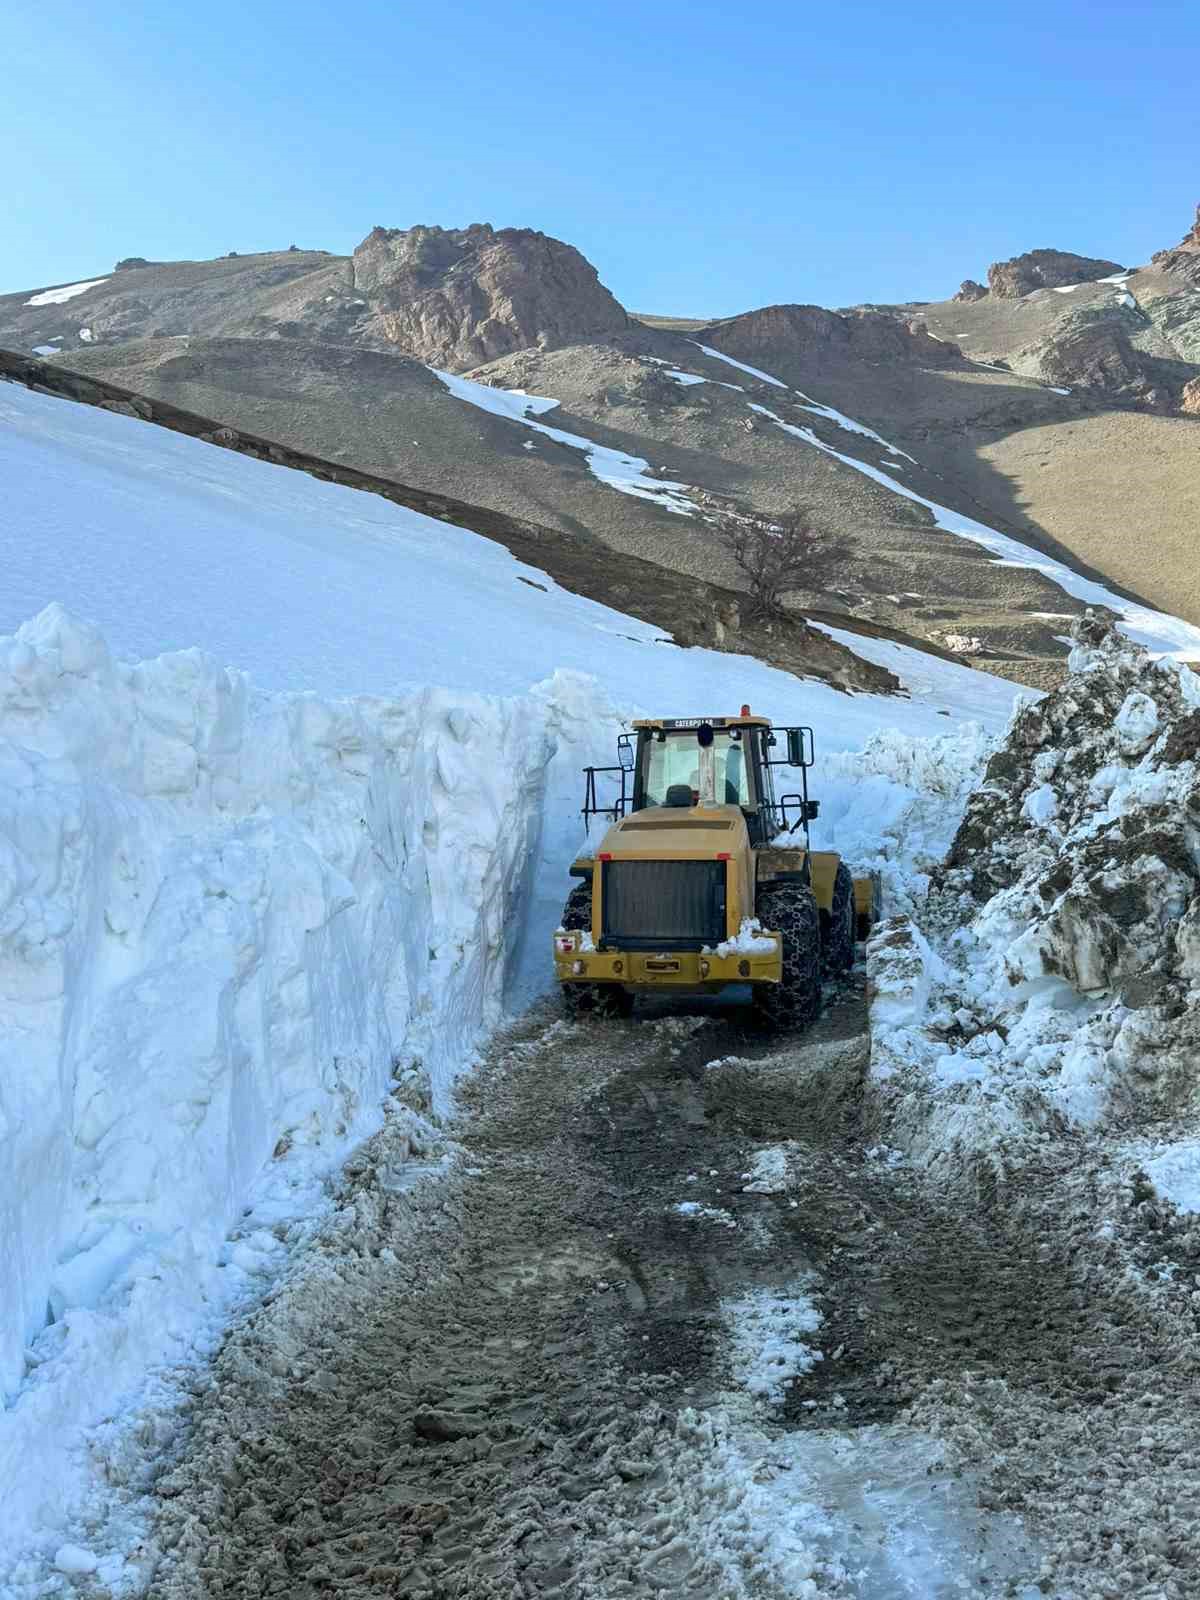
[{"x1": 6, "y1": 210, "x2": 1200, "y2": 688}]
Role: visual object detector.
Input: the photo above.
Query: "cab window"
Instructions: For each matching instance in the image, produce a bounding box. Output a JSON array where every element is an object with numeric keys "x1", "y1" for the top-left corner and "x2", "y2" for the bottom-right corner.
[{"x1": 641, "y1": 731, "x2": 752, "y2": 807}]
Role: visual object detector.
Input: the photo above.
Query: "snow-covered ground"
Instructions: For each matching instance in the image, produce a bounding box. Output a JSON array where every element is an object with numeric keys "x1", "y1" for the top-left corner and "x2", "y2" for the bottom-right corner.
[{"x1": 0, "y1": 379, "x2": 1029, "y2": 1583}]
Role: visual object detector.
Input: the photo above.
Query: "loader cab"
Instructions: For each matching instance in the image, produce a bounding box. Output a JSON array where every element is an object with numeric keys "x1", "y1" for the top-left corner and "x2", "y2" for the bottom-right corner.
[{"x1": 589, "y1": 712, "x2": 816, "y2": 847}]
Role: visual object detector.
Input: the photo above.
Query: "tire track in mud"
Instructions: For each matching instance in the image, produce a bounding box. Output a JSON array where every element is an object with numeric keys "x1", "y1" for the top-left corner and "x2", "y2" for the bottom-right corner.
[{"x1": 126, "y1": 983, "x2": 1200, "y2": 1600}]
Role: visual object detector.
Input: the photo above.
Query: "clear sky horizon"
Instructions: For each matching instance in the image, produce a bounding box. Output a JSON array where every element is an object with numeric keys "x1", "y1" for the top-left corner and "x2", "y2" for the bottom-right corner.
[{"x1": 5, "y1": 0, "x2": 1198, "y2": 316}]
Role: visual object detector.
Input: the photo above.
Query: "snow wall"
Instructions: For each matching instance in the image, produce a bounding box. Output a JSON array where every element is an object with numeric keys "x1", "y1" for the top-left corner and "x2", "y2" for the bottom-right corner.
[{"x1": 0, "y1": 605, "x2": 620, "y2": 1548}]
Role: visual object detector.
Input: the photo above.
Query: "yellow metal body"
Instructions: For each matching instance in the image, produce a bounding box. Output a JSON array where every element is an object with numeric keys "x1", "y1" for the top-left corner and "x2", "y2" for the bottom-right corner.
[
  {"x1": 553, "y1": 803, "x2": 781, "y2": 992},
  {"x1": 554, "y1": 718, "x2": 880, "y2": 995},
  {"x1": 552, "y1": 933, "x2": 781, "y2": 991}
]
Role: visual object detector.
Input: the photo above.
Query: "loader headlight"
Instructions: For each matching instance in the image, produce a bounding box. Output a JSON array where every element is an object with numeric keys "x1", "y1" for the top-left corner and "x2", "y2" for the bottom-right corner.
[{"x1": 699, "y1": 958, "x2": 710, "y2": 978}]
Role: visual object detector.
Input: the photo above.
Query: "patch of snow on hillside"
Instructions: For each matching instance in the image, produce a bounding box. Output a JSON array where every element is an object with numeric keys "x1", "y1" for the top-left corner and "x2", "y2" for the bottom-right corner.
[
  {"x1": 691, "y1": 342, "x2": 790, "y2": 387},
  {"x1": 664, "y1": 368, "x2": 706, "y2": 385},
  {"x1": 25, "y1": 278, "x2": 110, "y2": 307},
  {"x1": 433, "y1": 368, "x2": 695, "y2": 516},
  {"x1": 796, "y1": 394, "x2": 916, "y2": 461},
  {"x1": 31, "y1": 345, "x2": 60, "y2": 356}
]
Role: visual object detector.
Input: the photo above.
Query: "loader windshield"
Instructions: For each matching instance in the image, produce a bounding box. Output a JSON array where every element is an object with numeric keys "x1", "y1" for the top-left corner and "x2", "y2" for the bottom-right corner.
[{"x1": 641, "y1": 730, "x2": 752, "y2": 808}]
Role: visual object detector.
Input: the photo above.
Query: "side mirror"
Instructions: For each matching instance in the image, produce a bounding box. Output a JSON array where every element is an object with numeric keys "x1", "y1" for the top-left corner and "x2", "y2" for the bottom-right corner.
[
  {"x1": 617, "y1": 734, "x2": 635, "y2": 771},
  {"x1": 787, "y1": 729, "x2": 806, "y2": 767}
]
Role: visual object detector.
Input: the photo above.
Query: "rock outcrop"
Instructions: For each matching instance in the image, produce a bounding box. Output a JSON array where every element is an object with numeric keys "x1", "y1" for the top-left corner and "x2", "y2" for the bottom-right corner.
[
  {"x1": 699, "y1": 303, "x2": 959, "y2": 377},
  {"x1": 1010, "y1": 309, "x2": 1170, "y2": 408},
  {"x1": 1152, "y1": 204, "x2": 1200, "y2": 288},
  {"x1": 987, "y1": 248, "x2": 1125, "y2": 298},
  {"x1": 1182, "y1": 376, "x2": 1200, "y2": 415},
  {"x1": 351, "y1": 224, "x2": 629, "y2": 370},
  {"x1": 954, "y1": 279, "x2": 988, "y2": 303}
]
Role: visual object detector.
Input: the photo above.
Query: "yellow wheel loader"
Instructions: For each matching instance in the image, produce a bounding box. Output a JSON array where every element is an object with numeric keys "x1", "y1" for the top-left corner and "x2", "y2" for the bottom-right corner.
[{"x1": 552, "y1": 709, "x2": 880, "y2": 1026}]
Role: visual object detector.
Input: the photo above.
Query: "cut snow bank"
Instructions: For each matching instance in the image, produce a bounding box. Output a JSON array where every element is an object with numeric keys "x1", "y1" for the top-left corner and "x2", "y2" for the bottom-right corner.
[{"x1": 0, "y1": 604, "x2": 563, "y2": 1554}]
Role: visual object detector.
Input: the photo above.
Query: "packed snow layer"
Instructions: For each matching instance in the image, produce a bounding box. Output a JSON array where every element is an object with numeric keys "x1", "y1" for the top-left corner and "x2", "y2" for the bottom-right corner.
[
  {"x1": 432, "y1": 367, "x2": 696, "y2": 515},
  {"x1": 24, "y1": 277, "x2": 110, "y2": 307},
  {"x1": 0, "y1": 380, "x2": 1032, "y2": 1574}
]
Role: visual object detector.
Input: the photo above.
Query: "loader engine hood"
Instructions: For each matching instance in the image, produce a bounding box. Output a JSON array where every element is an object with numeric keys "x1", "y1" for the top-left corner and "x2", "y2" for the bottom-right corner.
[{"x1": 594, "y1": 804, "x2": 748, "y2": 860}]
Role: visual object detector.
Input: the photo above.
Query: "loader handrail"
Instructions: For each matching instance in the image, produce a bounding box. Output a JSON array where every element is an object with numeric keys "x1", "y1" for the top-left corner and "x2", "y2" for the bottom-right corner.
[{"x1": 581, "y1": 765, "x2": 629, "y2": 831}]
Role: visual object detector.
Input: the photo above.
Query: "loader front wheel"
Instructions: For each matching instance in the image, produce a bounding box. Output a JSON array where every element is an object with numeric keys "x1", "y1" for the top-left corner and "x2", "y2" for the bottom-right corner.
[
  {"x1": 558, "y1": 881, "x2": 634, "y2": 1020},
  {"x1": 753, "y1": 882, "x2": 822, "y2": 1031},
  {"x1": 562, "y1": 982, "x2": 635, "y2": 1020}
]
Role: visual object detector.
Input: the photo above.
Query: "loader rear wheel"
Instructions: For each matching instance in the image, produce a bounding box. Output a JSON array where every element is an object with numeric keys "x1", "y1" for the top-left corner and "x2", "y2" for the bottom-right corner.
[
  {"x1": 753, "y1": 881, "x2": 822, "y2": 1031},
  {"x1": 558, "y1": 881, "x2": 634, "y2": 1020},
  {"x1": 824, "y1": 862, "x2": 857, "y2": 976}
]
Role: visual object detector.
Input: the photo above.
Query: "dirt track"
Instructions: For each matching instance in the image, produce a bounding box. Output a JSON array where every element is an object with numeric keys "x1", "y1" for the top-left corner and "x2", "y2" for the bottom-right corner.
[{"x1": 130, "y1": 984, "x2": 1200, "y2": 1600}]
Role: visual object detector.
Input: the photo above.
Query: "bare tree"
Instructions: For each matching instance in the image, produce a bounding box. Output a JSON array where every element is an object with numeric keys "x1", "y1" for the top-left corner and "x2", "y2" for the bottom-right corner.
[{"x1": 718, "y1": 506, "x2": 826, "y2": 622}]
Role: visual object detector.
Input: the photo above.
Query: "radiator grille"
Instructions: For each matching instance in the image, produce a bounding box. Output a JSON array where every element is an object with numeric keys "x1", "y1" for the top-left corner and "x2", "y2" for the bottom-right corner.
[{"x1": 601, "y1": 860, "x2": 727, "y2": 949}]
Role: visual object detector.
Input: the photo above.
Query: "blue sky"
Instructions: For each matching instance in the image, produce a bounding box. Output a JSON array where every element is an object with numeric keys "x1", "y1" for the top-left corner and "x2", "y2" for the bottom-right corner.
[{"x1": 5, "y1": 0, "x2": 1198, "y2": 315}]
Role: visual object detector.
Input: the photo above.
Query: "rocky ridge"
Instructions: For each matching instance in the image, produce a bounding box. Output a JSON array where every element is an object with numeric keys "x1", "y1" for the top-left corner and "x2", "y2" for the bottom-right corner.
[
  {"x1": 986, "y1": 248, "x2": 1126, "y2": 298},
  {"x1": 353, "y1": 223, "x2": 630, "y2": 370},
  {"x1": 701, "y1": 302, "x2": 960, "y2": 377},
  {"x1": 1151, "y1": 203, "x2": 1200, "y2": 286}
]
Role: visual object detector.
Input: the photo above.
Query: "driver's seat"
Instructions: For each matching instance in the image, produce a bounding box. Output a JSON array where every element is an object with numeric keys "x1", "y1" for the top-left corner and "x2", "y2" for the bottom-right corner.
[{"x1": 664, "y1": 783, "x2": 693, "y2": 807}]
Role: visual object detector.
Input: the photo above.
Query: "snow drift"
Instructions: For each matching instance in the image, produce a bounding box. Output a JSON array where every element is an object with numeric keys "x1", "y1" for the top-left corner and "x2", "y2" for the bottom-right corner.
[{"x1": 871, "y1": 616, "x2": 1200, "y2": 1167}]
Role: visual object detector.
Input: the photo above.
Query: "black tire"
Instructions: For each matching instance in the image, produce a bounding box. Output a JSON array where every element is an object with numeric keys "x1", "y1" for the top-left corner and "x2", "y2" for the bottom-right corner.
[
  {"x1": 560, "y1": 882, "x2": 591, "y2": 932},
  {"x1": 824, "y1": 862, "x2": 856, "y2": 976},
  {"x1": 753, "y1": 881, "x2": 822, "y2": 1031},
  {"x1": 558, "y1": 882, "x2": 634, "y2": 1019}
]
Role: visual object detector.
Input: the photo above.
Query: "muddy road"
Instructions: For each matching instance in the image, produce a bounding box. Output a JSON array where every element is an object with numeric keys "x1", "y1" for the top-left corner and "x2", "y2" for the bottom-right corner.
[{"x1": 128, "y1": 981, "x2": 1200, "y2": 1600}]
